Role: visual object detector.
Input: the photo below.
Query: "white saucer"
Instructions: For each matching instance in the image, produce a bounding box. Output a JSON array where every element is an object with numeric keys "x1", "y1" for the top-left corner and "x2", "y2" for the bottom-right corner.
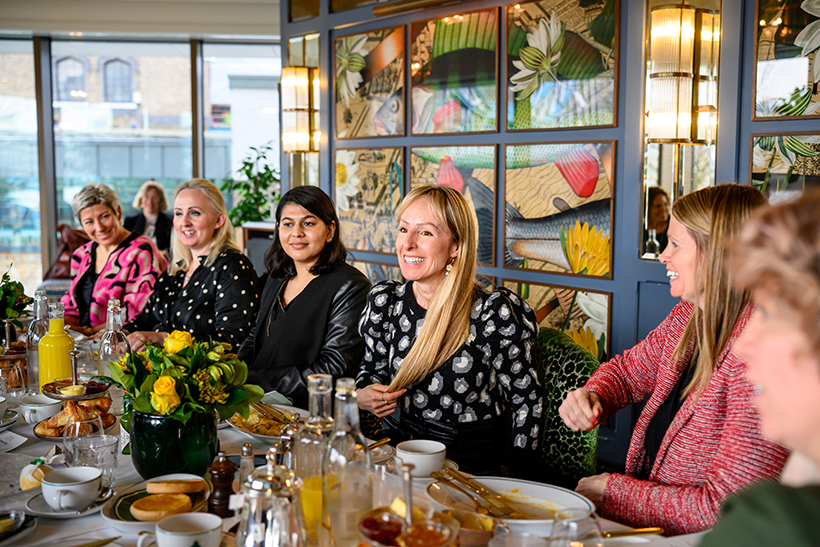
[
  {"x1": 0, "y1": 410, "x2": 19, "y2": 432},
  {"x1": 143, "y1": 534, "x2": 236, "y2": 547},
  {"x1": 26, "y1": 492, "x2": 107, "y2": 518}
]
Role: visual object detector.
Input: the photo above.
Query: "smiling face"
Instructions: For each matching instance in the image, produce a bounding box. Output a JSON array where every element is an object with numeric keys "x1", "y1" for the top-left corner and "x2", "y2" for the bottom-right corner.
[
  {"x1": 396, "y1": 197, "x2": 459, "y2": 292},
  {"x1": 734, "y1": 289, "x2": 820, "y2": 452},
  {"x1": 173, "y1": 188, "x2": 224, "y2": 256},
  {"x1": 79, "y1": 204, "x2": 124, "y2": 249},
  {"x1": 659, "y1": 216, "x2": 704, "y2": 305},
  {"x1": 141, "y1": 187, "x2": 162, "y2": 217},
  {"x1": 649, "y1": 193, "x2": 670, "y2": 227},
  {"x1": 278, "y1": 203, "x2": 334, "y2": 270}
]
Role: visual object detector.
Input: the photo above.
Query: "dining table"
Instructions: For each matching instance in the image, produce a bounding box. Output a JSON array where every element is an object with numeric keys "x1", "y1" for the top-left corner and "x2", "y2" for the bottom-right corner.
[{"x1": 0, "y1": 410, "x2": 705, "y2": 547}]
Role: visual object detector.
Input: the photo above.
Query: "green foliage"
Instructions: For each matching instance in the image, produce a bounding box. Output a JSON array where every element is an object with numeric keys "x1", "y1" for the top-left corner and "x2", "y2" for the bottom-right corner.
[
  {"x1": 0, "y1": 265, "x2": 32, "y2": 328},
  {"x1": 221, "y1": 142, "x2": 280, "y2": 227},
  {"x1": 586, "y1": 0, "x2": 617, "y2": 49}
]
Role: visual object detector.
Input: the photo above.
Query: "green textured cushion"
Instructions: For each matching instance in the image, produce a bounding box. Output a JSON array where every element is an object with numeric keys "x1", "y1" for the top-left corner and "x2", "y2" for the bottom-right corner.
[{"x1": 534, "y1": 327, "x2": 600, "y2": 489}]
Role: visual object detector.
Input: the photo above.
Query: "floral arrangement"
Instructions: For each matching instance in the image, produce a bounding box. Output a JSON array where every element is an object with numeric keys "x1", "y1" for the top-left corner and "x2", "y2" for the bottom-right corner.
[
  {"x1": 108, "y1": 330, "x2": 264, "y2": 424},
  {"x1": 0, "y1": 265, "x2": 33, "y2": 328}
]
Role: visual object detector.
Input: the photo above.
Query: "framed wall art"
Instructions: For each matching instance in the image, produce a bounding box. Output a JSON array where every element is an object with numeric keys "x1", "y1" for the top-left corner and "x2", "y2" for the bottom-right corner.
[
  {"x1": 754, "y1": 0, "x2": 820, "y2": 119},
  {"x1": 409, "y1": 145, "x2": 497, "y2": 265},
  {"x1": 502, "y1": 279, "x2": 611, "y2": 362},
  {"x1": 334, "y1": 147, "x2": 404, "y2": 255},
  {"x1": 348, "y1": 258, "x2": 403, "y2": 284},
  {"x1": 410, "y1": 7, "x2": 499, "y2": 135},
  {"x1": 335, "y1": 26, "x2": 405, "y2": 138},
  {"x1": 506, "y1": 0, "x2": 618, "y2": 131},
  {"x1": 750, "y1": 131, "x2": 820, "y2": 198}
]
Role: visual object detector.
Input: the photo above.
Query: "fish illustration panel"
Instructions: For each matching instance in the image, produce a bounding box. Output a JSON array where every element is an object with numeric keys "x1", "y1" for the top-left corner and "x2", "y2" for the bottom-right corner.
[
  {"x1": 409, "y1": 145, "x2": 496, "y2": 265},
  {"x1": 410, "y1": 7, "x2": 499, "y2": 135},
  {"x1": 504, "y1": 141, "x2": 614, "y2": 278},
  {"x1": 502, "y1": 279, "x2": 610, "y2": 362},
  {"x1": 335, "y1": 147, "x2": 403, "y2": 255},
  {"x1": 506, "y1": 0, "x2": 618, "y2": 131},
  {"x1": 750, "y1": 132, "x2": 820, "y2": 199},
  {"x1": 347, "y1": 259, "x2": 403, "y2": 285},
  {"x1": 335, "y1": 26, "x2": 405, "y2": 138}
]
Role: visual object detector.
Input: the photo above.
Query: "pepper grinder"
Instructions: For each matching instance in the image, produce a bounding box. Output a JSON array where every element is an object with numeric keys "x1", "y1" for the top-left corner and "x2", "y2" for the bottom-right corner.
[{"x1": 208, "y1": 450, "x2": 238, "y2": 517}]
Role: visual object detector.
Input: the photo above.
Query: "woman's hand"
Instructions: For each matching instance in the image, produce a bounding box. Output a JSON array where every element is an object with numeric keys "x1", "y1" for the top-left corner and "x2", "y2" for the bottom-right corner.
[
  {"x1": 357, "y1": 384, "x2": 406, "y2": 418},
  {"x1": 127, "y1": 331, "x2": 167, "y2": 352},
  {"x1": 576, "y1": 473, "x2": 610, "y2": 510},
  {"x1": 559, "y1": 387, "x2": 603, "y2": 431}
]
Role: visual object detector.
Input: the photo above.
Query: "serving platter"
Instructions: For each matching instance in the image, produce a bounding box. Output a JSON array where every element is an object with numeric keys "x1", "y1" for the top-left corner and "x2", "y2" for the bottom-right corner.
[
  {"x1": 33, "y1": 415, "x2": 117, "y2": 442},
  {"x1": 227, "y1": 404, "x2": 307, "y2": 442},
  {"x1": 41, "y1": 380, "x2": 111, "y2": 401}
]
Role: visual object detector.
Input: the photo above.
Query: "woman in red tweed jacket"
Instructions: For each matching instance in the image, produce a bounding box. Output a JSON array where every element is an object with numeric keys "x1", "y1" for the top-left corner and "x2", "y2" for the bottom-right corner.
[{"x1": 560, "y1": 185, "x2": 789, "y2": 535}]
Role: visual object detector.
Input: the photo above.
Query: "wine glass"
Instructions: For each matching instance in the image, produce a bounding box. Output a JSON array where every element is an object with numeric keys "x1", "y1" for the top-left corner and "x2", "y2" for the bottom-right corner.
[
  {"x1": 0, "y1": 363, "x2": 26, "y2": 409},
  {"x1": 63, "y1": 412, "x2": 104, "y2": 467},
  {"x1": 548, "y1": 511, "x2": 604, "y2": 547}
]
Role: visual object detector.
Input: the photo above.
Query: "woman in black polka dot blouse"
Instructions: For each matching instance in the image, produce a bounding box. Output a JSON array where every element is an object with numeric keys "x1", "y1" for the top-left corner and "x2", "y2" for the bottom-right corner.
[
  {"x1": 356, "y1": 186, "x2": 542, "y2": 476},
  {"x1": 124, "y1": 178, "x2": 258, "y2": 350}
]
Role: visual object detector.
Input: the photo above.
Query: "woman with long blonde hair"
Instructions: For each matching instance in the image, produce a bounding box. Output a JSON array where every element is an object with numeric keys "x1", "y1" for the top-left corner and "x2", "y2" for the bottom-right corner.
[
  {"x1": 560, "y1": 184, "x2": 788, "y2": 535},
  {"x1": 356, "y1": 186, "x2": 541, "y2": 475},
  {"x1": 124, "y1": 178, "x2": 258, "y2": 350}
]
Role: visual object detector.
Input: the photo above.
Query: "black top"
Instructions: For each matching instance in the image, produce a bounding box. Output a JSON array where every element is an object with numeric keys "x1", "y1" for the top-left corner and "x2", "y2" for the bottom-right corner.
[
  {"x1": 77, "y1": 269, "x2": 99, "y2": 327},
  {"x1": 124, "y1": 249, "x2": 259, "y2": 347},
  {"x1": 239, "y1": 263, "x2": 370, "y2": 409},
  {"x1": 124, "y1": 212, "x2": 173, "y2": 252},
  {"x1": 644, "y1": 361, "x2": 696, "y2": 468}
]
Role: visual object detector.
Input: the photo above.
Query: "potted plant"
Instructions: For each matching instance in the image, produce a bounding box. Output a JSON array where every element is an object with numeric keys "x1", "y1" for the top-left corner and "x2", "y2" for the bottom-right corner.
[
  {"x1": 107, "y1": 330, "x2": 264, "y2": 478},
  {"x1": 0, "y1": 265, "x2": 33, "y2": 347},
  {"x1": 221, "y1": 142, "x2": 281, "y2": 227}
]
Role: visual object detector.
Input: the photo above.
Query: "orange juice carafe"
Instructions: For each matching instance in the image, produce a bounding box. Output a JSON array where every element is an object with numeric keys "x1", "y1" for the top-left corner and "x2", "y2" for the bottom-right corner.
[{"x1": 38, "y1": 302, "x2": 74, "y2": 391}]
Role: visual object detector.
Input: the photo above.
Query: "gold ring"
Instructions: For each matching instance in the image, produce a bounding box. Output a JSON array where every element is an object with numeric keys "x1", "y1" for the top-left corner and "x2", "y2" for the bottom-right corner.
[{"x1": 381, "y1": 393, "x2": 385, "y2": 402}]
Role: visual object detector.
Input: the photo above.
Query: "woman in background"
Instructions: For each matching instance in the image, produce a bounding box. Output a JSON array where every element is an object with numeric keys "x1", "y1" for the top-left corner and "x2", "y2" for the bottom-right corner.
[
  {"x1": 646, "y1": 186, "x2": 671, "y2": 252},
  {"x1": 239, "y1": 186, "x2": 370, "y2": 409},
  {"x1": 124, "y1": 180, "x2": 173, "y2": 254},
  {"x1": 124, "y1": 178, "x2": 258, "y2": 350},
  {"x1": 61, "y1": 183, "x2": 166, "y2": 331}
]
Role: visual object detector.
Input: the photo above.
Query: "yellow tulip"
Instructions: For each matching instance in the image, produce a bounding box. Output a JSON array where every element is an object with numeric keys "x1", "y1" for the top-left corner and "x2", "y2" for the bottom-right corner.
[{"x1": 163, "y1": 330, "x2": 193, "y2": 354}]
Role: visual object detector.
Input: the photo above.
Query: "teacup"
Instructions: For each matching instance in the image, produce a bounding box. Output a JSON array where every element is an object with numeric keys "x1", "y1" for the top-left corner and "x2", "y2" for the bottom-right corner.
[
  {"x1": 41, "y1": 467, "x2": 101, "y2": 512},
  {"x1": 0, "y1": 396, "x2": 6, "y2": 418},
  {"x1": 20, "y1": 394, "x2": 62, "y2": 424},
  {"x1": 396, "y1": 440, "x2": 447, "y2": 478},
  {"x1": 137, "y1": 513, "x2": 224, "y2": 547}
]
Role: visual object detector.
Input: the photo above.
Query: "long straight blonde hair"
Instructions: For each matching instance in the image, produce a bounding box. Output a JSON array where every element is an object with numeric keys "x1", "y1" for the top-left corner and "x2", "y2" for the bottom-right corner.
[
  {"x1": 388, "y1": 186, "x2": 479, "y2": 392},
  {"x1": 671, "y1": 184, "x2": 766, "y2": 397},
  {"x1": 169, "y1": 178, "x2": 239, "y2": 275}
]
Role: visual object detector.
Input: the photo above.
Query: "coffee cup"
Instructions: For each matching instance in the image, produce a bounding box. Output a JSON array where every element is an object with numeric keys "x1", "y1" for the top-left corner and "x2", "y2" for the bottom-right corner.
[
  {"x1": 137, "y1": 513, "x2": 224, "y2": 547},
  {"x1": 0, "y1": 396, "x2": 6, "y2": 418},
  {"x1": 20, "y1": 394, "x2": 62, "y2": 424},
  {"x1": 41, "y1": 467, "x2": 101, "y2": 512},
  {"x1": 396, "y1": 440, "x2": 447, "y2": 478}
]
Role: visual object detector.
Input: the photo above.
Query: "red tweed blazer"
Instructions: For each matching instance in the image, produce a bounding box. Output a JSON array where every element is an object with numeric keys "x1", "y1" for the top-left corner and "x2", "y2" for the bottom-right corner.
[{"x1": 585, "y1": 301, "x2": 789, "y2": 535}]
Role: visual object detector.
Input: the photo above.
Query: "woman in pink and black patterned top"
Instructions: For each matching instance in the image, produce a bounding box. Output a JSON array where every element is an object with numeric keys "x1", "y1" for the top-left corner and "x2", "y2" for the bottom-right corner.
[
  {"x1": 560, "y1": 185, "x2": 789, "y2": 535},
  {"x1": 61, "y1": 183, "x2": 166, "y2": 332}
]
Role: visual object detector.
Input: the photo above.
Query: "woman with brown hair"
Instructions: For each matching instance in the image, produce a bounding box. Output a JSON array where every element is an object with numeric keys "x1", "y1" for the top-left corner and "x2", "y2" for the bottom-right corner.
[
  {"x1": 559, "y1": 184, "x2": 789, "y2": 535},
  {"x1": 356, "y1": 185, "x2": 541, "y2": 476}
]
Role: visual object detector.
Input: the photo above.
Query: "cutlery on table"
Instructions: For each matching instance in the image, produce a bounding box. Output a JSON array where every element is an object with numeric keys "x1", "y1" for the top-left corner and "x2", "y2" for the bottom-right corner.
[
  {"x1": 68, "y1": 537, "x2": 121, "y2": 547},
  {"x1": 601, "y1": 527, "x2": 664, "y2": 538},
  {"x1": 443, "y1": 468, "x2": 524, "y2": 519},
  {"x1": 368, "y1": 437, "x2": 391, "y2": 450},
  {"x1": 430, "y1": 471, "x2": 500, "y2": 517}
]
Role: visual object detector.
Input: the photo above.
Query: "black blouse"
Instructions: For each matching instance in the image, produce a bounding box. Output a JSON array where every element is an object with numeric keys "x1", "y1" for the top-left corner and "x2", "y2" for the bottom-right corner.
[{"x1": 124, "y1": 249, "x2": 259, "y2": 347}]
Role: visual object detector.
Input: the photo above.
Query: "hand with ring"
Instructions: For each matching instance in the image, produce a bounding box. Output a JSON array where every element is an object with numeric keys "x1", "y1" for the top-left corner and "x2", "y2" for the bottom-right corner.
[{"x1": 356, "y1": 384, "x2": 406, "y2": 418}]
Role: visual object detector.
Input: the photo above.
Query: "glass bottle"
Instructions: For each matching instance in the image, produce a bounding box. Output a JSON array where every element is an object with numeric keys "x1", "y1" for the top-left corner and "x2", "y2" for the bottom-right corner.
[
  {"x1": 293, "y1": 374, "x2": 334, "y2": 545},
  {"x1": 322, "y1": 378, "x2": 372, "y2": 547},
  {"x1": 645, "y1": 229, "x2": 661, "y2": 257},
  {"x1": 99, "y1": 299, "x2": 131, "y2": 415},
  {"x1": 25, "y1": 289, "x2": 48, "y2": 394},
  {"x1": 38, "y1": 302, "x2": 74, "y2": 391}
]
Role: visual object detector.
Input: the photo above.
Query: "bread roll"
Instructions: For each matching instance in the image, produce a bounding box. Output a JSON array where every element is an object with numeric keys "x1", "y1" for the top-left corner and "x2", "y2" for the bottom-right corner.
[
  {"x1": 130, "y1": 493, "x2": 193, "y2": 521},
  {"x1": 146, "y1": 479, "x2": 207, "y2": 494}
]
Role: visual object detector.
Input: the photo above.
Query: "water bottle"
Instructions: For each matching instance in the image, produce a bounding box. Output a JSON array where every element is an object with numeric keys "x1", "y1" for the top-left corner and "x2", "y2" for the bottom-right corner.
[
  {"x1": 645, "y1": 229, "x2": 661, "y2": 257},
  {"x1": 25, "y1": 289, "x2": 48, "y2": 393},
  {"x1": 99, "y1": 299, "x2": 131, "y2": 416}
]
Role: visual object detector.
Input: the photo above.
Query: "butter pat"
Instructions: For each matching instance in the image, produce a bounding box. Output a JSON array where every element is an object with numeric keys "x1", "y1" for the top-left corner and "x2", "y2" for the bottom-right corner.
[{"x1": 59, "y1": 384, "x2": 86, "y2": 396}]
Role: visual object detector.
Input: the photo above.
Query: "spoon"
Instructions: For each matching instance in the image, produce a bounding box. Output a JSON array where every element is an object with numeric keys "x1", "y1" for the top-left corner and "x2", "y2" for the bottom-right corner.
[{"x1": 430, "y1": 471, "x2": 498, "y2": 517}]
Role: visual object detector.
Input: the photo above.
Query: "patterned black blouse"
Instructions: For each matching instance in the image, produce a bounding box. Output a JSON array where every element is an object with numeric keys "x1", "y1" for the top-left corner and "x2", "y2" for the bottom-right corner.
[
  {"x1": 356, "y1": 281, "x2": 542, "y2": 451},
  {"x1": 124, "y1": 249, "x2": 259, "y2": 347}
]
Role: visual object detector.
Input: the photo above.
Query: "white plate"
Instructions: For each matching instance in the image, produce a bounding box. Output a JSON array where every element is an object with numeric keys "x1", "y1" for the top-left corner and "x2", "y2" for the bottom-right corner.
[
  {"x1": 425, "y1": 476, "x2": 594, "y2": 535},
  {"x1": 0, "y1": 513, "x2": 36, "y2": 547},
  {"x1": 0, "y1": 410, "x2": 19, "y2": 432},
  {"x1": 26, "y1": 492, "x2": 107, "y2": 518},
  {"x1": 101, "y1": 473, "x2": 211, "y2": 534},
  {"x1": 227, "y1": 404, "x2": 307, "y2": 442}
]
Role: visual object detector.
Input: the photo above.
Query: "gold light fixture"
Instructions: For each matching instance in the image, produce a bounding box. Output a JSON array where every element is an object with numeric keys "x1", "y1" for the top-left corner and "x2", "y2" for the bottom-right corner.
[
  {"x1": 281, "y1": 66, "x2": 320, "y2": 153},
  {"x1": 647, "y1": 4, "x2": 720, "y2": 144}
]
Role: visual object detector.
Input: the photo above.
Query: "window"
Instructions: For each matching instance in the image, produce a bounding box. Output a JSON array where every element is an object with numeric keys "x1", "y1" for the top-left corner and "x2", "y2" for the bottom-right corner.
[
  {"x1": 55, "y1": 57, "x2": 87, "y2": 101},
  {"x1": 103, "y1": 59, "x2": 133, "y2": 102}
]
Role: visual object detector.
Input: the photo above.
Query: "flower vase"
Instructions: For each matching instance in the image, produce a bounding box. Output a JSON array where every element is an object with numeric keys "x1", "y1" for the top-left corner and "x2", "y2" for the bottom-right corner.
[{"x1": 130, "y1": 409, "x2": 218, "y2": 479}]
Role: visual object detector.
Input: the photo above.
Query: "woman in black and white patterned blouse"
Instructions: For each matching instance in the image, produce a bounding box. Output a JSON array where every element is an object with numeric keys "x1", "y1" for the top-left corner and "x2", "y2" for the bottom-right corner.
[{"x1": 356, "y1": 186, "x2": 541, "y2": 476}]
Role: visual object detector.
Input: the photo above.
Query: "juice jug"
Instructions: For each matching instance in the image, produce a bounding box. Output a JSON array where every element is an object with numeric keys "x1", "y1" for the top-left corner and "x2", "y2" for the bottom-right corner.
[{"x1": 38, "y1": 302, "x2": 74, "y2": 391}]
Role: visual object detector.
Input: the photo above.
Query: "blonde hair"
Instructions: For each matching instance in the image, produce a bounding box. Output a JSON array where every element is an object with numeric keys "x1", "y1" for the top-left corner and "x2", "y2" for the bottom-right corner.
[
  {"x1": 132, "y1": 180, "x2": 169, "y2": 211},
  {"x1": 671, "y1": 184, "x2": 767, "y2": 397},
  {"x1": 169, "y1": 178, "x2": 239, "y2": 275},
  {"x1": 388, "y1": 186, "x2": 479, "y2": 392},
  {"x1": 72, "y1": 183, "x2": 121, "y2": 222}
]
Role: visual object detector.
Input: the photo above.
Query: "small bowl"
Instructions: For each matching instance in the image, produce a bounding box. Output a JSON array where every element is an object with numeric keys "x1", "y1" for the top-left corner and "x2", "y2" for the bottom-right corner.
[
  {"x1": 359, "y1": 507, "x2": 405, "y2": 547},
  {"x1": 439, "y1": 509, "x2": 499, "y2": 547},
  {"x1": 396, "y1": 440, "x2": 446, "y2": 478}
]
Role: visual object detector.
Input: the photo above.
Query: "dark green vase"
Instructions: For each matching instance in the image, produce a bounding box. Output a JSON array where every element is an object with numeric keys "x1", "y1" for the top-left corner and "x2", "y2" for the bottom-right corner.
[{"x1": 130, "y1": 410, "x2": 218, "y2": 479}]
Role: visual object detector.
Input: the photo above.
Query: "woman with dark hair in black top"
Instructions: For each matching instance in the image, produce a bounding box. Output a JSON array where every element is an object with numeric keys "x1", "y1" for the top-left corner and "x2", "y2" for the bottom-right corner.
[{"x1": 238, "y1": 186, "x2": 371, "y2": 408}]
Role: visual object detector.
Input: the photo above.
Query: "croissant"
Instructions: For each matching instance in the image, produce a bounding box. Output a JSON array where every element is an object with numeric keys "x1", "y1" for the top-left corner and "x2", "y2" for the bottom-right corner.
[{"x1": 79, "y1": 394, "x2": 112, "y2": 413}]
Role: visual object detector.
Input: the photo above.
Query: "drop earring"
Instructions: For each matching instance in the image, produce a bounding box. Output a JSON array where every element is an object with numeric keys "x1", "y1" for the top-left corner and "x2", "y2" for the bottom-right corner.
[{"x1": 445, "y1": 258, "x2": 454, "y2": 276}]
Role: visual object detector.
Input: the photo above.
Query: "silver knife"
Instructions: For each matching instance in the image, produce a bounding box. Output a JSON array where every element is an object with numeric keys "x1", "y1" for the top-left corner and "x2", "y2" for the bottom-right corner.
[{"x1": 69, "y1": 537, "x2": 122, "y2": 547}]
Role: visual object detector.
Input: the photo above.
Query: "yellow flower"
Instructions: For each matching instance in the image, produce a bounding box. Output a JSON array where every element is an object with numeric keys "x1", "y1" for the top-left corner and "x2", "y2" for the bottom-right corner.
[
  {"x1": 163, "y1": 330, "x2": 192, "y2": 354},
  {"x1": 568, "y1": 326, "x2": 599, "y2": 359},
  {"x1": 150, "y1": 376, "x2": 181, "y2": 414},
  {"x1": 564, "y1": 221, "x2": 610, "y2": 277}
]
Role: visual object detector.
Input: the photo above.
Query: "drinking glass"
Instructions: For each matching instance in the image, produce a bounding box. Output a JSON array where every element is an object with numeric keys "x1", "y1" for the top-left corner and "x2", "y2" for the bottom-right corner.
[
  {"x1": 0, "y1": 363, "x2": 26, "y2": 409},
  {"x1": 70, "y1": 434, "x2": 119, "y2": 493},
  {"x1": 548, "y1": 511, "x2": 604, "y2": 547},
  {"x1": 488, "y1": 533, "x2": 549, "y2": 547},
  {"x1": 373, "y1": 456, "x2": 405, "y2": 507},
  {"x1": 63, "y1": 412, "x2": 104, "y2": 466}
]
